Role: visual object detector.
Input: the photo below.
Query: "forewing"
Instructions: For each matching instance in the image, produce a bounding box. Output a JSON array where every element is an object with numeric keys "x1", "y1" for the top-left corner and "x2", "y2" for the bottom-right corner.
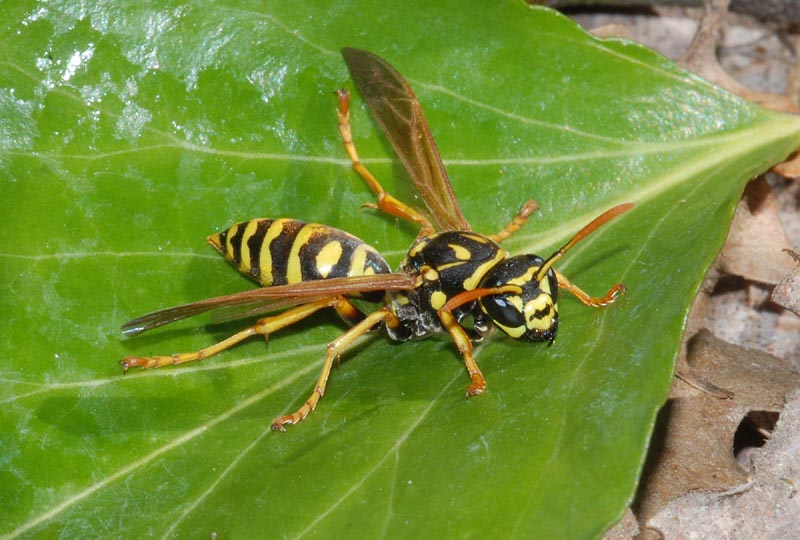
[
  {"x1": 121, "y1": 274, "x2": 415, "y2": 336},
  {"x1": 342, "y1": 47, "x2": 471, "y2": 232}
]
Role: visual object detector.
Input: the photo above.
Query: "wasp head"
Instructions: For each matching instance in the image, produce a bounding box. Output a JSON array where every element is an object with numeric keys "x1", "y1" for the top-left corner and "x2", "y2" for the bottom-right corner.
[{"x1": 477, "y1": 255, "x2": 559, "y2": 343}]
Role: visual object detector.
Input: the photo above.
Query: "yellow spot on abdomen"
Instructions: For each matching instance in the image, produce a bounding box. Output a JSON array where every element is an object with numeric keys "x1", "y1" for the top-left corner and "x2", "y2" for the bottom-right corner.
[
  {"x1": 315, "y1": 241, "x2": 343, "y2": 278},
  {"x1": 350, "y1": 244, "x2": 370, "y2": 276}
]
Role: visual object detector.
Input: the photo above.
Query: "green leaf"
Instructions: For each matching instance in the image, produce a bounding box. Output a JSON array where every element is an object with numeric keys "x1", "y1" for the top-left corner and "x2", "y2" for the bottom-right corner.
[{"x1": 2, "y1": 2, "x2": 798, "y2": 539}]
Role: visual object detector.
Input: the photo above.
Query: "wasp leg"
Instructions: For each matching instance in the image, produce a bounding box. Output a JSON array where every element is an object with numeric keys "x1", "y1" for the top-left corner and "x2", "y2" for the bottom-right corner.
[
  {"x1": 337, "y1": 89, "x2": 435, "y2": 235},
  {"x1": 436, "y1": 285, "x2": 523, "y2": 395},
  {"x1": 120, "y1": 297, "x2": 353, "y2": 371},
  {"x1": 488, "y1": 200, "x2": 538, "y2": 243},
  {"x1": 437, "y1": 310, "x2": 486, "y2": 396},
  {"x1": 555, "y1": 270, "x2": 626, "y2": 307},
  {"x1": 271, "y1": 306, "x2": 400, "y2": 431}
]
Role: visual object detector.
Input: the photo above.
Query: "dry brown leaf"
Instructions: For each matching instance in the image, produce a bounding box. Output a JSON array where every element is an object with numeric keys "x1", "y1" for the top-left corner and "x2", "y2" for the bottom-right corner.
[
  {"x1": 679, "y1": 0, "x2": 798, "y2": 113},
  {"x1": 717, "y1": 177, "x2": 794, "y2": 284},
  {"x1": 772, "y1": 248, "x2": 800, "y2": 315},
  {"x1": 647, "y1": 387, "x2": 800, "y2": 540},
  {"x1": 773, "y1": 151, "x2": 800, "y2": 178},
  {"x1": 602, "y1": 509, "x2": 639, "y2": 540},
  {"x1": 590, "y1": 23, "x2": 635, "y2": 40},
  {"x1": 632, "y1": 331, "x2": 800, "y2": 534}
]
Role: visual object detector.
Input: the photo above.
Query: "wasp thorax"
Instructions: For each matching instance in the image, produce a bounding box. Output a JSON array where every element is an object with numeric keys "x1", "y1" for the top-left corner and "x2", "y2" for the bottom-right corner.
[
  {"x1": 388, "y1": 231, "x2": 506, "y2": 340},
  {"x1": 477, "y1": 255, "x2": 559, "y2": 343}
]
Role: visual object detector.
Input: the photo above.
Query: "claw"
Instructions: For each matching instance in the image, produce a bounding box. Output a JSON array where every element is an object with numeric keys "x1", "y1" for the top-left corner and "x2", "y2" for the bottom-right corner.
[
  {"x1": 466, "y1": 372, "x2": 486, "y2": 397},
  {"x1": 120, "y1": 356, "x2": 151, "y2": 371},
  {"x1": 119, "y1": 354, "x2": 177, "y2": 371},
  {"x1": 271, "y1": 415, "x2": 297, "y2": 432}
]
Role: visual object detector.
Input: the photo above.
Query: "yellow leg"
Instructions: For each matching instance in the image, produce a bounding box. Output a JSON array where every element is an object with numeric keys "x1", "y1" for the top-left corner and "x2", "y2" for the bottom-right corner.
[
  {"x1": 437, "y1": 310, "x2": 486, "y2": 396},
  {"x1": 336, "y1": 90, "x2": 434, "y2": 235},
  {"x1": 555, "y1": 270, "x2": 626, "y2": 307},
  {"x1": 488, "y1": 200, "x2": 538, "y2": 243},
  {"x1": 120, "y1": 297, "x2": 347, "y2": 370},
  {"x1": 271, "y1": 307, "x2": 400, "y2": 430}
]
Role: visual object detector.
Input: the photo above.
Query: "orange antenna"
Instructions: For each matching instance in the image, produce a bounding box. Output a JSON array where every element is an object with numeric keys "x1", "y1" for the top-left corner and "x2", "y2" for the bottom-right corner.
[{"x1": 535, "y1": 203, "x2": 634, "y2": 282}]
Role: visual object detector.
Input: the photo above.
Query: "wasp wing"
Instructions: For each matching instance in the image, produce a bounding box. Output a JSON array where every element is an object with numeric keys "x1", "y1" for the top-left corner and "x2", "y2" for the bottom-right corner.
[
  {"x1": 342, "y1": 47, "x2": 471, "y2": 232},
  {"x1": 121, "y1": 273, "x2": 415, "y2": 336}
]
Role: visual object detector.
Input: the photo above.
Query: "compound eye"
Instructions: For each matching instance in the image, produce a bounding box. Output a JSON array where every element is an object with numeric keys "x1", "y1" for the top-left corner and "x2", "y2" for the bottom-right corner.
[{"x1": 483, "y1": 293, "x2": 526, "y2": 332}]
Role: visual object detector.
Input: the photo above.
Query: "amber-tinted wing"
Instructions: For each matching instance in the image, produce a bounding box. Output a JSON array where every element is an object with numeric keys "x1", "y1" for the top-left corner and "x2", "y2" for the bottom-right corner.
[
  {"x1": 121, "y1": 273, "x2": 415, "y2": 336},
  {"x1": 342, "y1": 47, "x2": 471, "y2": 232}
]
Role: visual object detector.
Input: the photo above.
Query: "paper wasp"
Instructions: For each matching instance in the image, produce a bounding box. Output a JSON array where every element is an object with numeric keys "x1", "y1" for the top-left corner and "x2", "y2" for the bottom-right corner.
[{"x1": 121, "y1": 48, "x2": 633, "y2": 431}]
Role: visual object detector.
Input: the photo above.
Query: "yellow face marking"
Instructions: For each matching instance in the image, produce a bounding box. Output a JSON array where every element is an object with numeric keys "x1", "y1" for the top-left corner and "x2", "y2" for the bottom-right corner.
[
  {"x1": 507, "y1": 295, "x2": 524, "y2": 312},
  {"x1": 462, "y1": 250, "x2": 507, "y2": 290},
  {"x1": 539, "y1": 273, "x2": 552, "y2": 295},
  {"x1": 287, "y1": 224, "x2": 318, "y2": 283},
  {"x1": 448, "y1": 244, "x2": 471, "y2": 260},
  {"x1": 238, "y1": 220, "x2": 261, "y2": 273},
  {"x1": 315, "y1": 241, "x2": 343, "y2": 278},
  {"x1": 258, "y1": 219, "x2": 291, "y2": 286},
  {"x1": 430, "y1": 290, "x2": 447, "y2": 310},
  {"x1": 495, "y1": 321, "x2": 526, "y2": 339},
  {"x1": 524, "y1": 294, "x2": 555, "y2": 331}
]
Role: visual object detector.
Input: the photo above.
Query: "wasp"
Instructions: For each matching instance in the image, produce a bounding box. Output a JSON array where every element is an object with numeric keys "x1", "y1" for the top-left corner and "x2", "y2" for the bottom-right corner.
[{"x1": 121, "y1": 48, "x2": 633, "y2": 431}]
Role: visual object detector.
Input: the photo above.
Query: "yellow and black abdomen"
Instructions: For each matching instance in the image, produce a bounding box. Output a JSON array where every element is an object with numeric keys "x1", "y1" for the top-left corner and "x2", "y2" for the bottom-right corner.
[{"x1": 208, "y1": 219, "x2": 391, "y2": 289}]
